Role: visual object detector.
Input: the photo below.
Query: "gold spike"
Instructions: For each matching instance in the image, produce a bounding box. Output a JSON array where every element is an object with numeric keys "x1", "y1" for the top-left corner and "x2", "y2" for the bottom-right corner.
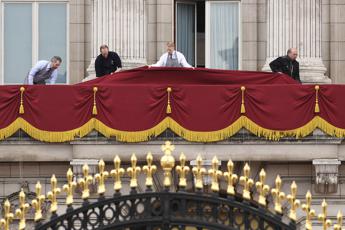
[
  {"x1": 318, "y1": 199, "x2": 332, "y2": 230},
  {"x1": 271, "y1": 175, "x2": 286, "y2": 214},
  {"x1": 208, "y1": 156, "x2": 222, "y2": 192},
  {"x1": 95, "y1": 159, "x2": 109, "y2": 195},
  {"x1": 255, "y1": 169, "x2": 270, "y2": 206},
  {"x1": 334, "y1": 210, "x2": 343, "y2": 230},
  {"x1": 239, "y1": 163, "x2": 254, "y2": 200},
  {"x1": 110, "y1": 155, "x2": 125, "y2": 192},
  {"x1": 15, "y1": 189, "x2": 30, "y2": 230},
  {"x1": 286, "y1": 181, "x2": 300, "y2": 221},
  {"x1": 160, "y1": 141, "x2": 175, "y2": 188},
  {"x1": 32, "y1": 181, "x2": 46, "y2": 222},
  {"x1": 127, "y1": 154, "x2": 141, "y2": 189},
  {"x1": 78, "y1": 164, "x2": 93, "y2": 200},
  {"x1": 143, "y1": 152, "x2": 157, "y2": 188},
  {"x1": 192, "y1": 155, "x2": 206, "y2": 190},
  {"x1": 302, "y1": 190, "x2": 316, "y2": 230},
  {"x1": 0, "y1": 200, "x2": 14, "y2": 230},
  {"x1": 223, "y1": 160, "x2": 238, "y2": 196},
  {"x1": 176, "y1": 153, "x2": 190, "y2": 188},
  {"x1": 47, "y1": 174, "x2": 61, "y2": 213},
  {"x1": 63, "y1": 168, "x2": 77, "y2": 206}
]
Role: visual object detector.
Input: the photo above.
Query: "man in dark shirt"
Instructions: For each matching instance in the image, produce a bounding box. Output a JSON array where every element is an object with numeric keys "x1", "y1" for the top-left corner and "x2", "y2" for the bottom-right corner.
[
  {"x1": 269, "y1": 48, "x2": 301, "y2": 83},
  {"x1": 95, "y1": 44, "x2": 122, "y2": 77}
]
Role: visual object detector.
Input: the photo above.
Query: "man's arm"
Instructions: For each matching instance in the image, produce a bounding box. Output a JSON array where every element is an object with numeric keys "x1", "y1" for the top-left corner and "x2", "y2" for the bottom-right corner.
[
  {"x1": 269, "y1": 57, "x2": 283, "y2": 73},
  {"x1": 113, "y1": 53, "x2": 122, "y2": 72},
  {"x1": 179, "y1": 53, "x2": 192, "y2": 67},
  {"x1": 94, "y1": 56, "x2": 103, "y2": 77},
  {"x1": 151, "y1": 54, "x2": 165, "y2": 67},
  {"x1": 49, "y1": 70, "x2": 58, "y2": 84},
  {"x1": 295, "y1": 63, "x2": 301, "y2": 83},
  {"x1": 28, "y1": 61, "x2": 45, "y2": 85}
]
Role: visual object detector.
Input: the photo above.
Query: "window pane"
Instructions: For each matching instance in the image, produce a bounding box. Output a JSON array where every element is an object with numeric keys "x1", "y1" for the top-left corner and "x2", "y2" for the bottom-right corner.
[
  {"x1": 4, "y1": 3, "x2": 32, "y2": 84},
  {"x1": 176, "y1": 3, "x2": 195, "y2": 66},
  {"x1": 39, "y1": 3, "x2": 67, "y2": 83},
  {"x1": 210, "y1": 2, "x2": 239, "y2": 70}
]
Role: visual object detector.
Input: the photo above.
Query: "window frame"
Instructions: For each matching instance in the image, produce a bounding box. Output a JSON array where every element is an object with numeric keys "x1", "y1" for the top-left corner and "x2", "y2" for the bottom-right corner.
[
  {"x1": 205, "y1": 0, "x2": 242, "y2": 70},
  {"x1": 0, "y1": 0, "x2": 69, "y2": 85}
]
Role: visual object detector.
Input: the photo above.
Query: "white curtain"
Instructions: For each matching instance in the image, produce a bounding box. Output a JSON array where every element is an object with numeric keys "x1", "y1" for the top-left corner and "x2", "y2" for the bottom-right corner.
[
  {"x1": 176, "y1": 3, "x2": 195, "y2": 66},
  {"x1": 209, "y1": 2, "x2": 239, "y2": 70}
]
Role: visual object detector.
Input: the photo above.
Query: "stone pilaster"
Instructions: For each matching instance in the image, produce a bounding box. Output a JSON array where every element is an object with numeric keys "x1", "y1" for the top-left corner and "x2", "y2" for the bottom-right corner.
[
  {"x1": 86, "y1": 0, "x2": 147, "y2": 79},
  {"x1": 263, "y1": 0, "x2": 331, "y2": 83}
]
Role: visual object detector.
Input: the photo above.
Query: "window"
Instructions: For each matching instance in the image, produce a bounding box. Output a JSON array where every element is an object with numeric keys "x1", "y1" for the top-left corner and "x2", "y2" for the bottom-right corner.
[
  {"x1": 175, "y1": 0, "x2": 240, "y2": 70},
  {"x1": 1, "y1": 2, "x2": 68, "y2": 84}
]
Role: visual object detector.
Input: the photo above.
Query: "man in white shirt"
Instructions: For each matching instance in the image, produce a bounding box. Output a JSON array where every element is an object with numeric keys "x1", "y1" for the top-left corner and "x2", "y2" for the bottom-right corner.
[
  {"x1": 151, "y1": 42, "x2": 192, "y2": 67},
  {"x1": 26, "y1": 56, "x2": 62, "y2": 85}
]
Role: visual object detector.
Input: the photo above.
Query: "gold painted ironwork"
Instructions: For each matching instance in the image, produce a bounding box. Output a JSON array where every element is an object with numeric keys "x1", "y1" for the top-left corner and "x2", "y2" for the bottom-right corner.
[
  {"x1": 110, "y1": 155, "x2": 125, "y2": 192},
  {"x1": 0, "y1": 200, "x2": 14, "y2": 230},
  {"x1": 160, "y1": 141, "x2": 175, "y2": 188},
  {"x1": 271, "y1": 175, "x2": 285, "y2": 214},
  {"x1": 15, "y1": 189, "x2": 30, "y2": 230},
  {"x1": 286, "y1": 181, "x2": 300, "y2": 221},
  {"x1": 318, "y1": 199, "x2": 332, "y2": 230},
  {"x1": 175, "y1": 153, "x2": 190, "y2": 188},
  {"x1": 239, "y1": 163, "x2": 254, "y2": 200},
  {"x1": 302, "y1": 190, "x2": 316, "y2": 230},
  {"x1": 223, "y1": 160, "x2": 238, "y2": 196},
  {"x1": 78, "y1": 164, "x2": 93, "y2": 200},
  {"x1": 143, "y1": 152, "x2": 157, "y2": 187},
  {"x1": 208, "y1": 156, "x2": 222, "y2": 192},
  {"x1": 334, "y1": 210, "x2": 343, "y2": 230},
  {"x1": 47, "y1": 174, "x2": 61, "y2": 213},
  {"x1": 63, "y1": 168, "x2": 77, "y2": 205},
  {"x1": 95, "y1": 159, "x2": 109, "y2": 195},
  {"x1": 32, "y1": 181, "x2": 46, "y2": 222},
  {"x1": 192, "y1": 155, "x2": 206, "y2": 190},
  {"x1": 255, "y1": 169, "x2": 270, "y2": 206},
  {"x1": 127, "y1": 154, "x2": 141, "y2": 189}
]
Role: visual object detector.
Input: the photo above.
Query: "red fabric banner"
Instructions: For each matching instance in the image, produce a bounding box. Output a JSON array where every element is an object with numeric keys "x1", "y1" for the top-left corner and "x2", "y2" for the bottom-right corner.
[{"x1": 1, "y1": 67, "x2": 344, "y2": 142}]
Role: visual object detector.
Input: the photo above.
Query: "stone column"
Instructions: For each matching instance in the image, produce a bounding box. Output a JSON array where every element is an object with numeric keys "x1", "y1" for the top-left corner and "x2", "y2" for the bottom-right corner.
[
  {"x1": 86, "y1": 0, "x2": 147, "y2": 78},
  {"x1": 263, "y1": 0, "x2": 330, "y2": 83}
]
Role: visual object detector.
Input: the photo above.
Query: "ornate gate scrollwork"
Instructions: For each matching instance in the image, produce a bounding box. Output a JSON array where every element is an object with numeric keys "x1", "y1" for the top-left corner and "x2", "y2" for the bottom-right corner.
[{"x1": 0, "y1": 141, "x2": 343, "y2": 230}]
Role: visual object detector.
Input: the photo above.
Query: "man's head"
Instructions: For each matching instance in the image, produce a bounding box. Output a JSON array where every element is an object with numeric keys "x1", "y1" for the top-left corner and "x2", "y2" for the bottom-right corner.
[
  {"x1": 166, "y1": 42, "x2": 175, "y2": 55},
  {"x1": 287, "y1": 48, "x2": 298, "y2": 60},
  {"x1": 50, "y1": 56, "x2": 62, "y2": 69},
  {"x1": 100, "y1": 44, "x2": 109, "y2": 58}
]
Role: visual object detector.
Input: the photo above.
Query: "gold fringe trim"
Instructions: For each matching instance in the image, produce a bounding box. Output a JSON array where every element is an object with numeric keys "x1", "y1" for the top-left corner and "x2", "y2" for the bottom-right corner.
[
  {"x1": 19, "y1": 87, "x2": 25, "y2": 114},
  {"x1": 0, "y1": 116, "x2": 344, "y2": 142},
  {"x1": 92, "y1": 87, "x2": 98, "y2": 115},
  {"x1": 241, "y1": 86, "x2": 246, "y2": 114}
]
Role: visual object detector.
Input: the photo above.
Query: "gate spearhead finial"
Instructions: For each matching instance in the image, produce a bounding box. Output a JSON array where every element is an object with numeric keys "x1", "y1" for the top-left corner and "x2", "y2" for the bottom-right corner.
[
  {"x1": 271, "y1": 175, "x2": 286, "y2": 214},
  {"x1": 143, "y1": 152, "x2": 157, "y2": 188},
  {"x1": 47, "y1": 174, "x2": 61, "y2": 213},
  {"x1": 78, "y1": 164, "x2": 93, "y2": 200},
  {"x1": 334, "y1": 211, "x2": 343, "y2": 230},
  {"x1": 208, "y1": 156, "x2": 222, "y2": 192},
  {"x1": 286, "y1": 181, "x2": 300, "y2": 222},
  {"x1": 192, "y1": 155, "x2": 206, "y2": 190},
  {"x1": 302, "y1": 190, "x2": 316, "y2": 230},
  {"x1": 15, "y1": 189, "x2": 30, "y2": 230},
  {"x1": 255, "y1": 169, "x2": 270, "y2": 206},
  {"x1": 95, "y1": 159, "x2": 109, "y2": 195},
  {"x1": 0, "y1": 200, "x2": 14, "y2": 230},
  {"x1": 127, "y1": 154, "x2": 141, "y2": 189},
  {"x1": 318, "y1": 199, "x2": 332, "y2": 230},
  {"x1": 63, "y1": 168, "x2": 77, "y2": 206},
  {"x1": 239, "y1": 163, "x2": 254, "y2": 200},
  {"x1": 32, "y1": 181, "x2": 46, "y2": 222},
  {"x1": 110, "y1": 155, "x2": 125, "y2": 192},
  {"x1": 224, "y1": 160, "x2": 237, "y2": 196},
  {"x1": 176, "y1": 153, "x2": 190, "y2": 188}
]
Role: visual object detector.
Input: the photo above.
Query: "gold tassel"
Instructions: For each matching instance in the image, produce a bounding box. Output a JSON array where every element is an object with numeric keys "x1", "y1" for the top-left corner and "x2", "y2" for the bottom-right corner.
[
  {"x1": 241, "y1": 86, "x2": 246, "y2": 114},
  {"x1": 19, "y1": 87, "x2": 25, "y2": 114},
  {"x1": 93, "y1": 87, "x2": 98, "y2": 115},
  {"x1": 166, "y1": 87, "x2": 172, "y2": 114},
  {"x1": 315, "y1": 85, "x2": 320, "y2": 113}
]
